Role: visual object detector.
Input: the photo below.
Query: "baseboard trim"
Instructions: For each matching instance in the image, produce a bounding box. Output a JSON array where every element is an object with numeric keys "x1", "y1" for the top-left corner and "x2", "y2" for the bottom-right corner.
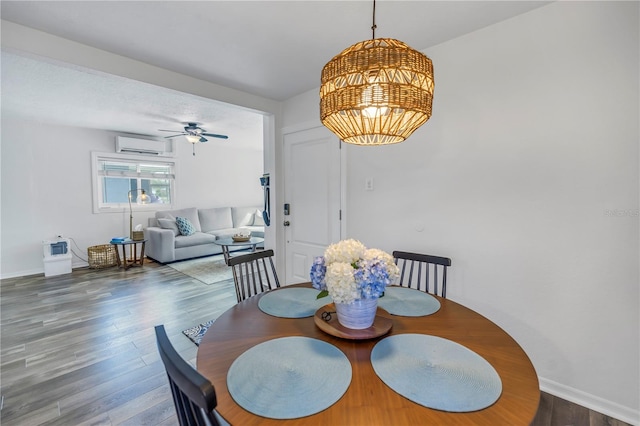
[
  {"x1": 1, "y1": 262, "x2": 88, "y2": 280},
  {"x1": 1, "y1": 267, "x2": 44, "y2": 279},
  {"x1": 539, "y1": 377, "x2": 639, "y2": 425}
]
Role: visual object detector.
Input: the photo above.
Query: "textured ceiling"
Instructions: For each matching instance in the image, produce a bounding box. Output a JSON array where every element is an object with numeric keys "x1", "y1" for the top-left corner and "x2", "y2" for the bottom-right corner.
[
  {"x1": 0, "y1": 1, "x2": 550, "y2": 138},
  {"x1": 1, "y1": 51, "x2": 264, "y2": 147}
]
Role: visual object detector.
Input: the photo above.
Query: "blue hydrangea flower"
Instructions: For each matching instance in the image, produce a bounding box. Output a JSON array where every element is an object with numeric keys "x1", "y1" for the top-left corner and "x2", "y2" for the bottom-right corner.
[
  {"x1": 310, "y1": 256, "x2": 327, "y2": 291},
  {"x1": 354, "y1": 257, "x2": 389, "y2": 299}
]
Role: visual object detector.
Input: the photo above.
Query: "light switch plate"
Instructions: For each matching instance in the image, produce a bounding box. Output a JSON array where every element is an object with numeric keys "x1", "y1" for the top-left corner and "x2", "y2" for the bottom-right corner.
[{"x1": 365, "y1": 177, "x2": 374, "y2": 191}]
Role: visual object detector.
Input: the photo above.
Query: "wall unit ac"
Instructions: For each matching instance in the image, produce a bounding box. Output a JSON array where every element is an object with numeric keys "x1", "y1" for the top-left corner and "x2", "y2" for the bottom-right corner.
[{"x1": 115, "y1": 136, "x2": 174, "y2": 157}]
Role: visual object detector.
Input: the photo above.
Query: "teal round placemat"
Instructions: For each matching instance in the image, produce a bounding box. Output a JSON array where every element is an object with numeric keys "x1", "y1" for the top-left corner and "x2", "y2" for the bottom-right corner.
[
  {"x1": 378, "y1": 286, "x2": 440, "y2": 316},
  {"x1": 258, "y1": 287, "x2": 326, "y2": 318},
  {"x1": 227, "y1": 337, "x2": 352, "y2": 419},
  {"x1": 371, "y1": 334, "x2": 502, "y2": 412}
]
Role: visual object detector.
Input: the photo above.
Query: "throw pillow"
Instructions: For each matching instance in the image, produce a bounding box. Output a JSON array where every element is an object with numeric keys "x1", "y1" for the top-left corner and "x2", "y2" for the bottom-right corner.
[
  {"x1": 157, "y1": 218, "x2": 180, "y2": 236},
  {"x1": 176, "y1": 216, "x2": 196, "y2": 236},
  {"x1": 254, "y1": 209, "x2": 265, "y2": 226}
]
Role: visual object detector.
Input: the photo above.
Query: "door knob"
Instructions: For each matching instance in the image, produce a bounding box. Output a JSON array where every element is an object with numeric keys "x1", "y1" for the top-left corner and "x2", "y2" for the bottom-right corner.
[{"x1": 283, "y1": 221, "x2": 290, "y2": 226}]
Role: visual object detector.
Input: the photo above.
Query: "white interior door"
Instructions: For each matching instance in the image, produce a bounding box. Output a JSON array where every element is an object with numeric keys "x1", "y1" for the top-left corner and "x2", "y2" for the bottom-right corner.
[{"x1": 283, "y1": 126, "x2": 341, "y2": 284}]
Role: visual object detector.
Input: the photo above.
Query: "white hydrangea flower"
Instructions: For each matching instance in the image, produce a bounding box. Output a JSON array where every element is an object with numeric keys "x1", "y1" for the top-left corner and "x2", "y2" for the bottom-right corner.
[
  {"x1": 325, "y1": 262, "x2": 359, "y2": 304},
  {"x1": 325, "y1": 239, "x2": 366, "y2": 265}
]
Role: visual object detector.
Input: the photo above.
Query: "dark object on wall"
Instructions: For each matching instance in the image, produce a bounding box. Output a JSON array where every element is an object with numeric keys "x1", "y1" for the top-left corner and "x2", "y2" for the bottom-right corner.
[{"x1": 260, "y1": 174, "x2": 271, "y2": 226}]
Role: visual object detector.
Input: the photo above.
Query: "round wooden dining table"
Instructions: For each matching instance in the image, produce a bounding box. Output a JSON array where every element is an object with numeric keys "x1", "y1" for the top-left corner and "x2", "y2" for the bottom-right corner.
[{"x1": 197, "y1": 284, "x2": 540, "y2": 425}]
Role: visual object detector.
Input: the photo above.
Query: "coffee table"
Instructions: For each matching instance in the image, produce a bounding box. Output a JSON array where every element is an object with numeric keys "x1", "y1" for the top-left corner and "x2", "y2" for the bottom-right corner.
[{"x1": 214, "y1": 237, "x2": 264, "y2": 264}]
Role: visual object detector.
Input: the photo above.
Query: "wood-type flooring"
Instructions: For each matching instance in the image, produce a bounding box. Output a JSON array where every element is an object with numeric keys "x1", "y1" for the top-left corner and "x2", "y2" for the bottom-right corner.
[{"x1": 0, "y1": 258, "x2": 632, "y2": 425}]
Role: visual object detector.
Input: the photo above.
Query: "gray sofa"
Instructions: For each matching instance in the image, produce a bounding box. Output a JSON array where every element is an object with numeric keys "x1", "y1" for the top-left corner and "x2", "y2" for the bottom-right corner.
[{"x1": 144, "y1": 206, "x2": 265, "y2": 263}]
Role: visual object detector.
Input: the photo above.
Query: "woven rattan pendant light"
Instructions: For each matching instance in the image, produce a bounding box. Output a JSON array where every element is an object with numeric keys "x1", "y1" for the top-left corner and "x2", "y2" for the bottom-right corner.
[{"x1": 320, "y1": 0, "x2": 434, "y2": 146}]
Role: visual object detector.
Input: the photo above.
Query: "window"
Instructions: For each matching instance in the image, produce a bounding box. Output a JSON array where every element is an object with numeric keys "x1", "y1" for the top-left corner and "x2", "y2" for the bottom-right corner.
[{"x1": 92, "y1": 152, "x2": 175, "y2": 213}]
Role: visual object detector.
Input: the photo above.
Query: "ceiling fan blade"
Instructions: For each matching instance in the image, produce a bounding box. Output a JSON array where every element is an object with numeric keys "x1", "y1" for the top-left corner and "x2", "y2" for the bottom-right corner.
[
  {"x1": 164, "y1": 134, "x2": 186, "y2": 139},
  {"x1": 199, "y1": 137, "x2": 208, "y2": 143},
  {"x1": 201, "y1": 133, "x2": 229, "y2": 139},
  {"x1": 158, "y1": 129, "x2": 184, "y2": 132}
]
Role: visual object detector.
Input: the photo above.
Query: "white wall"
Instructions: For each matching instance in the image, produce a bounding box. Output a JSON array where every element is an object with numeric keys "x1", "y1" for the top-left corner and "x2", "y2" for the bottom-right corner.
[
  {"x1": 0, "y1": 117, "x2": 264, "y2": 277},
  {"x1": 1, "y1": 20, "x2": 283, "y2": 276},
  {"x1": 283, "y1": 2, "x2": 639, "y2": 423}
]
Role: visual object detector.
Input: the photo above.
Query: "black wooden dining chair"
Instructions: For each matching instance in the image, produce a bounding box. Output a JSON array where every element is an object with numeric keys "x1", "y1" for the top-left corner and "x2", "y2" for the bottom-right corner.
[
  {"x1": 228, "y1": 249, "x2": 281, "y2": 302},
  {"x1": 155, "y1": 325, "x2": 225, "y2": 426},
  {"x1": 392, "y1": 251, "x2": 452, "y2": 298}
]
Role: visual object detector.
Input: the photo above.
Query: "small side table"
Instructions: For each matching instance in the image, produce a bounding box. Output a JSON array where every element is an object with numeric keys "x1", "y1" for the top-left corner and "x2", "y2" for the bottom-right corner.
[{"x1": 111, "y1": 239, "x2": 146, "y2": 270}]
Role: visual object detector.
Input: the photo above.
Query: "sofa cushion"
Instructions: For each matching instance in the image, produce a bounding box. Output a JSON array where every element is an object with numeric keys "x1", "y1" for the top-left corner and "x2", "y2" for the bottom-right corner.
[
  {"x1": 232, "y1": 206, "x2": 259, "y2": 227},
  {"x1": 156, "y1": 208, "x2": 201, "y2": 232},
  {"x1": 253, "y1": 209, "x2": 266, "y2": 226},
  {"x1": 174, "y1": 232, "x2": 217, "y2": 248},
  {"x1": 199, "y1": 207, "x2": 233, "y2": 233},
  {"x1": 176, "y1": 217, "x2": 196, "y2": 236},
  {"x1": 157, "y1": 217, "x2": 180, "y2": 236},
  {"x1": 208, "y1": 228, "x2": 242, "y2": 239},
  {"x1": 245, "y1": 225, "x2": 265, "y2": 238}
]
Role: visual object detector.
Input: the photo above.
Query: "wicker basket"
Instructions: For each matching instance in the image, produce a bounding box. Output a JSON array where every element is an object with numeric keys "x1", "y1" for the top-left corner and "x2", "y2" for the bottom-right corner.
[{"x1": 87, "y1": 244, "x2": 118, "y2": 269}]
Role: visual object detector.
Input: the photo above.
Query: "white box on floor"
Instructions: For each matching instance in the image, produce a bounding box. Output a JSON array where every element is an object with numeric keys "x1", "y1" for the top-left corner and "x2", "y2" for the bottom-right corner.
[
  {"x1": 43, "y1": 238, "x2": 72, "y2": 277},
  {"x1": 44, "y1": 253, "x2": 72, "y2": 277}
]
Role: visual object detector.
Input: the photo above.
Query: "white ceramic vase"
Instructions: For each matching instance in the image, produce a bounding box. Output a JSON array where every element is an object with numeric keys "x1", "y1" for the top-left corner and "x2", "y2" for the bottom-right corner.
[{"x1": 335, "y1": 298, "x2": 378, "y2": 329}]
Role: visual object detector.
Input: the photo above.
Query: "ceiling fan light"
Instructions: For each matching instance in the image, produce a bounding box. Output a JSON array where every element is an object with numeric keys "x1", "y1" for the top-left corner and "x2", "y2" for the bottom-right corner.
[
  {"x1": 320, "y1": 38, "x2": 434, "y2": 146},
  {"x1": 185, "y1": 135, "x2": 200, "y2": 144}
]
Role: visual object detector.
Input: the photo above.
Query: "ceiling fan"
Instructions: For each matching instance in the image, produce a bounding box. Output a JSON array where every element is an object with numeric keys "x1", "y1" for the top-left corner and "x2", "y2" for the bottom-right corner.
[{"x1": 158, "y1": 123, "x2": 229, "y2": 156}]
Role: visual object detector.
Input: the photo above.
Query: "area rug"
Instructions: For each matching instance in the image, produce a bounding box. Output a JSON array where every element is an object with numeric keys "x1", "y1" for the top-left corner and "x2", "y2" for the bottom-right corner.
[
  {"x1": 182, "y1": 319, "x2": 216, "y2": 346},
  {"x1": 166, "y1": 255, "x2": 232, "y2": 285}
]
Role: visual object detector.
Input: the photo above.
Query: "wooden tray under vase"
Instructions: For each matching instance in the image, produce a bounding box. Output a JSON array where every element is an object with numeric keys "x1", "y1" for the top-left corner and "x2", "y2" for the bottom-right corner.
[{"x1": 314, "y1": 303, "x2": 393, "y2": 340}]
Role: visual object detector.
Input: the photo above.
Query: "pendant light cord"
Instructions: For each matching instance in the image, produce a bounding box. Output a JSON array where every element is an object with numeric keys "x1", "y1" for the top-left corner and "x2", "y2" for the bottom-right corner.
[{"x1": 371, "y1": 0, "x2": 377, "y2": 39}]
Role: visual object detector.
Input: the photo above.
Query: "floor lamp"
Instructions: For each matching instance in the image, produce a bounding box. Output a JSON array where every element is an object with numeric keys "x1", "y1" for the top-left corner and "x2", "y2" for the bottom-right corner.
[{"x1": 128, "y1": 189, "x2": 150, "y2": 240}]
